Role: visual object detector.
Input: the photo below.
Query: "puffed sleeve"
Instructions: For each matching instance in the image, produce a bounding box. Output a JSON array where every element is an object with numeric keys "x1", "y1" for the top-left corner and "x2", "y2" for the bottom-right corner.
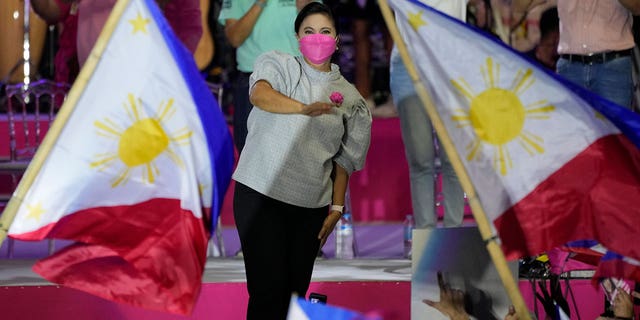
[
  {"x1": 334, "y1": 99, "x2": 372, "y2": 175},
  {"x1": 249, "y1": 51, "x2": 301, "y2": 97}
]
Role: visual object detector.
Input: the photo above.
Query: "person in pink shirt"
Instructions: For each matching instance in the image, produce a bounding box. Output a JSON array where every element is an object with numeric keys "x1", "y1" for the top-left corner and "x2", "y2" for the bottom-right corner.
[
  {"x1": 32, "y1": 0, "x2": 201, "y2": 76},
  {"x1": 31, "y1": 0, "x2": 79, "y2": 84},
  {"x1": 513, "y1": 0, "x2": 639, "y2": 108},
  {"x1": 76, "y1": 0, "x2": 201, "y2": 66},
  {"x1": 554, "y1": 0, "x2": 640, "y2": 109}
]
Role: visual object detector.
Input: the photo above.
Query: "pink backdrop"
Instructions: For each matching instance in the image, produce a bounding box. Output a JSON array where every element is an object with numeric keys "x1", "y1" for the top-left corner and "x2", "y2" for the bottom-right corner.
[{"x1": 0, "y1": 117, "x2": 467, "y2": 226}]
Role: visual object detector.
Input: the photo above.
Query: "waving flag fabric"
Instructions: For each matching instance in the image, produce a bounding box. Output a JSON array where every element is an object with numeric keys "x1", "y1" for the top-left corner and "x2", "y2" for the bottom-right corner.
[
  {"x1": 388, "y1": 0, "x2": 640, "y2": 281},
  {"x1": 596, "y1": 251, "x2": 640, "y2": 282},
  {"x1": 6, "y1": 0, "x2": 234, "y2": 314},
  {"x1": 550, "y1": 241, "x2": 640, "y2": 285},
  {"x1": 286, "y1": 295, "x2": 378, "y2": 320}
]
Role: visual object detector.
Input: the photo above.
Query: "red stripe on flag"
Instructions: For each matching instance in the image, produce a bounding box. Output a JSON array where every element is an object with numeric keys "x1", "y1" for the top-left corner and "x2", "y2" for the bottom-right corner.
[
  {"x1": 595, "y1": 258, "x2": 640, "y2": 283},
  {"x1": 21, "y1": 198, "x2": 207, "y2": 315},
  {"x1": 495, "y1": 134, "x2": 640, "y2": 261}
]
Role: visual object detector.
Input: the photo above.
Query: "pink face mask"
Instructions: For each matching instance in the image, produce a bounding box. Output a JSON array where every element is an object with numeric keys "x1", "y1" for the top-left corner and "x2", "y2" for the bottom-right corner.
[{"x1": 299, "y1": 34, "x2": 337, "y2": 64}]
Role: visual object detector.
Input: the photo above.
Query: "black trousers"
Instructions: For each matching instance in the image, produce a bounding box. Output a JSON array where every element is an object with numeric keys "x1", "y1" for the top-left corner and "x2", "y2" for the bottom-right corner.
[
  {"x1": 234, "y1": 183, "x2": 328, "y2": 320},
  {"x1": 232, "y1": 71, "x2": 252, "y2": 153}
]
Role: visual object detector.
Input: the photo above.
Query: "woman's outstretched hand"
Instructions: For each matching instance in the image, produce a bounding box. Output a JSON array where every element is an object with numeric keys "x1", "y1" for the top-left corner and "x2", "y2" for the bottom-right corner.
[{"x1": 302, "y1": 102, "x2": 334, "y2": 116}]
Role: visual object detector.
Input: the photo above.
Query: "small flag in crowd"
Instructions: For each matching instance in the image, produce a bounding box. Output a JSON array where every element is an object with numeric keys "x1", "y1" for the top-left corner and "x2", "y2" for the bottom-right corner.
[
  {"x1": 286, "y1": 295, "x2": 380, "y2": 320},
  {"x1": 388, "y1": 0, "x2": 640, "y2": 282},
  {"x1": 7, "y1": 0, "x2": 234, "y2": 314}
]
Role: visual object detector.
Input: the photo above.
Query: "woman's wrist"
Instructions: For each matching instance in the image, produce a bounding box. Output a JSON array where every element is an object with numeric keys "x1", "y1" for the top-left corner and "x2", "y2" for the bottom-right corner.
[
  {"x1": 255, "y1": 0, "x2": 267, "y2": 9},
  {"x1": 330, "y1": 205, "x2": 344, "y2": 214}
]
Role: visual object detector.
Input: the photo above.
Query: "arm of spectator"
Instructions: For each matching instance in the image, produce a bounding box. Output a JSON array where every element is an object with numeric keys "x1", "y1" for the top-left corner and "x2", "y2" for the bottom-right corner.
[
  {"x1": 31, "y1": 0, "x2": 65, "y2": 23},
  {"x1": 224, "y1": 0, "x2": 268, "y2": 48},
  {"x1": 617, "y1": 0, "x2": 640, "y2": 15},
  {"x1": 510, "y1": 0, "x2": 548, "y2": 26},
  {"x1": 296, "y1": 0, "x2": 313, "y2": 11}
]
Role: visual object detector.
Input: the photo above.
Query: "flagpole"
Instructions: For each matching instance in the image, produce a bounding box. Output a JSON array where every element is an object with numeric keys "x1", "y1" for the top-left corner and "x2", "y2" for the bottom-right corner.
[
  {"x1": 0, "y1": 0, "x2": 133, "y2": 247},
  {"x1": 377, "y1": 1, "x2": 531, "y2": 319}
]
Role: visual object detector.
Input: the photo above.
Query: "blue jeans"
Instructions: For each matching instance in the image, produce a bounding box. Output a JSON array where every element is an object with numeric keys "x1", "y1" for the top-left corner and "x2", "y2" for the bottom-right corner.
[
  {"x1": 390, "y1": 52, "x2": 464, "y2": 228},
  {"x1": 556, "y1": 56, "x2": 633, "y2": 109}
]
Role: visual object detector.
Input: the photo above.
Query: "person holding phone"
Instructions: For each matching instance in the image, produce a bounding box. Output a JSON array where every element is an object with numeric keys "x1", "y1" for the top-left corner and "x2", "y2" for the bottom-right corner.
[{"x1": 598, "y1": 278, "x2": 639, "y2": 320}]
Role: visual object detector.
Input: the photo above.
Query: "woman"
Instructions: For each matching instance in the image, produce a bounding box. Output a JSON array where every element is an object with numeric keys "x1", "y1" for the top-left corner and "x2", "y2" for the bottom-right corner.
[{"x1": 232, "y1": 2, "x2": 372, "y2": 319}]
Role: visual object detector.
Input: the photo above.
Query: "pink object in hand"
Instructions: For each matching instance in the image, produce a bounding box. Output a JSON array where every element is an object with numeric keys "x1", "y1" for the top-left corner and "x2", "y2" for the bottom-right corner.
[{"x1": 330, "y1": 91, "x2": 344, "y2": 105}]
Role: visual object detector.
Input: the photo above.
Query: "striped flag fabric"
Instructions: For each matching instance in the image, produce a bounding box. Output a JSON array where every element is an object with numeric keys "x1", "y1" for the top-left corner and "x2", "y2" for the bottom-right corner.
[
  {"x1": 286, "y1": 295, "x2": 379, "y2": 320},
  {"x1": 595, "y1": 251, "x2": 640, "y2": 283},
  {"x1": 388, "y1": 0, "x2": 640, "y2": 282},
  {"x1": 6, "y1": 0, "x2": 234, "y2": 314},
  {"x1": 550, "y1": 241, "x2": 639, "y2": 288}
]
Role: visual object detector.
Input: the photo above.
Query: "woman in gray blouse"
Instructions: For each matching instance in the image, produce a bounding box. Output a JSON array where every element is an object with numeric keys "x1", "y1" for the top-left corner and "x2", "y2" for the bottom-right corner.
[{"x1": 231, "y1": 2, "x2": 372, "y2": 319}]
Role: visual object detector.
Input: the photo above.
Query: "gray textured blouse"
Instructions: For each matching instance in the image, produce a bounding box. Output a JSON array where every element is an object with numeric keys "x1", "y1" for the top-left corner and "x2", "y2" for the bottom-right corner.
[{"x1": 232, "y1": 51, "x2": 372, "y2": 208}]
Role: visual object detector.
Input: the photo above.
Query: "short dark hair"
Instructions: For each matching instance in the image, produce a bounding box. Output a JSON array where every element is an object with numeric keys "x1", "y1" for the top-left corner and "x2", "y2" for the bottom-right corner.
[{"x1": 294, "y1": 2, "x2": 337, "y2": 34}]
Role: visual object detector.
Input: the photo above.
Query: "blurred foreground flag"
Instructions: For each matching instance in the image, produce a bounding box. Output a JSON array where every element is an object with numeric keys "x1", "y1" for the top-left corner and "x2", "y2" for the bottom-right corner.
[
  {"x1": 388, "y1": 0, "x2": 640, "y2": 281},
  {"x1": 7, "y1": 0, "x2": 234, "y2": 314},
  {"x1": 286, "y1": 295, "x2": 380, "y2": 320},
  {"x1": 596, "y1": 251, "x2": 640, "y2": 282},
  {"x1": 550, "y1": 240, "x2": 640, "y2": 283}
]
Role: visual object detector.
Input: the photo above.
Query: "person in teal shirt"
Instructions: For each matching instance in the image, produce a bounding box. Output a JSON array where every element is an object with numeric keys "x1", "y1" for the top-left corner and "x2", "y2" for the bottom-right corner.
[{"x1": 218, "y1": 0, "x2": 314, "y2": 153}]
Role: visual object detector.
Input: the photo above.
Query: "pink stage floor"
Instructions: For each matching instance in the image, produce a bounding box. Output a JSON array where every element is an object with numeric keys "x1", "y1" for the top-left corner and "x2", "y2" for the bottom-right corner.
[
  {"x1": 0, "y1": 224, "x2": 619, "y2": 320},
  {"x1": 0, "y1": 256, "x2": 615, "y2": 320}
]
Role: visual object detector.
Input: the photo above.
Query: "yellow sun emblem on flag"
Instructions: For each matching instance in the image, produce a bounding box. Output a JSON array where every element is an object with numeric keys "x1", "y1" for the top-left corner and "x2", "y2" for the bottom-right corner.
[
  {"x1": 451, "y1": 57, "x2": 555, "y2": 176},
  {"x1": 90, "y1": 93, "x2": 192, "y2": 187}
]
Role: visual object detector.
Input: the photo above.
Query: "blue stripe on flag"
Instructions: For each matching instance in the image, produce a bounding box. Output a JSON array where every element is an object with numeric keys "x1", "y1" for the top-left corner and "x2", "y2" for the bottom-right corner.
[
  {"x1": 294, "y1": 297, "x2": 362, "y2": 320},
  {"x1": 564, "y1": 240, "x2": 600, "y2": 249},
  {"x1": 145, "y1": 0, "x2": 234, "y2": 230}
]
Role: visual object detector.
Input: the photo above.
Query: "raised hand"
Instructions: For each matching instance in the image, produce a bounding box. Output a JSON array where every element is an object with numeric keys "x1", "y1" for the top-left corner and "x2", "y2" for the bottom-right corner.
[{"x1": 422, "y1": 271, "x2": 470, "y2": 320}]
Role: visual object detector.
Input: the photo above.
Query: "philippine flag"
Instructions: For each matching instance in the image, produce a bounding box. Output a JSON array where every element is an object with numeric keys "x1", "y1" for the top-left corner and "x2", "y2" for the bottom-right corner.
[
  {"x1": 286, "y1": 295, "x2": 379, "y2": 320},
  {"x1": 387, "y1": 0, "x2": 640, "y2": 281},
  {"x1": 5, "y1": 0, "x2": 234, "y2": 315}
]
